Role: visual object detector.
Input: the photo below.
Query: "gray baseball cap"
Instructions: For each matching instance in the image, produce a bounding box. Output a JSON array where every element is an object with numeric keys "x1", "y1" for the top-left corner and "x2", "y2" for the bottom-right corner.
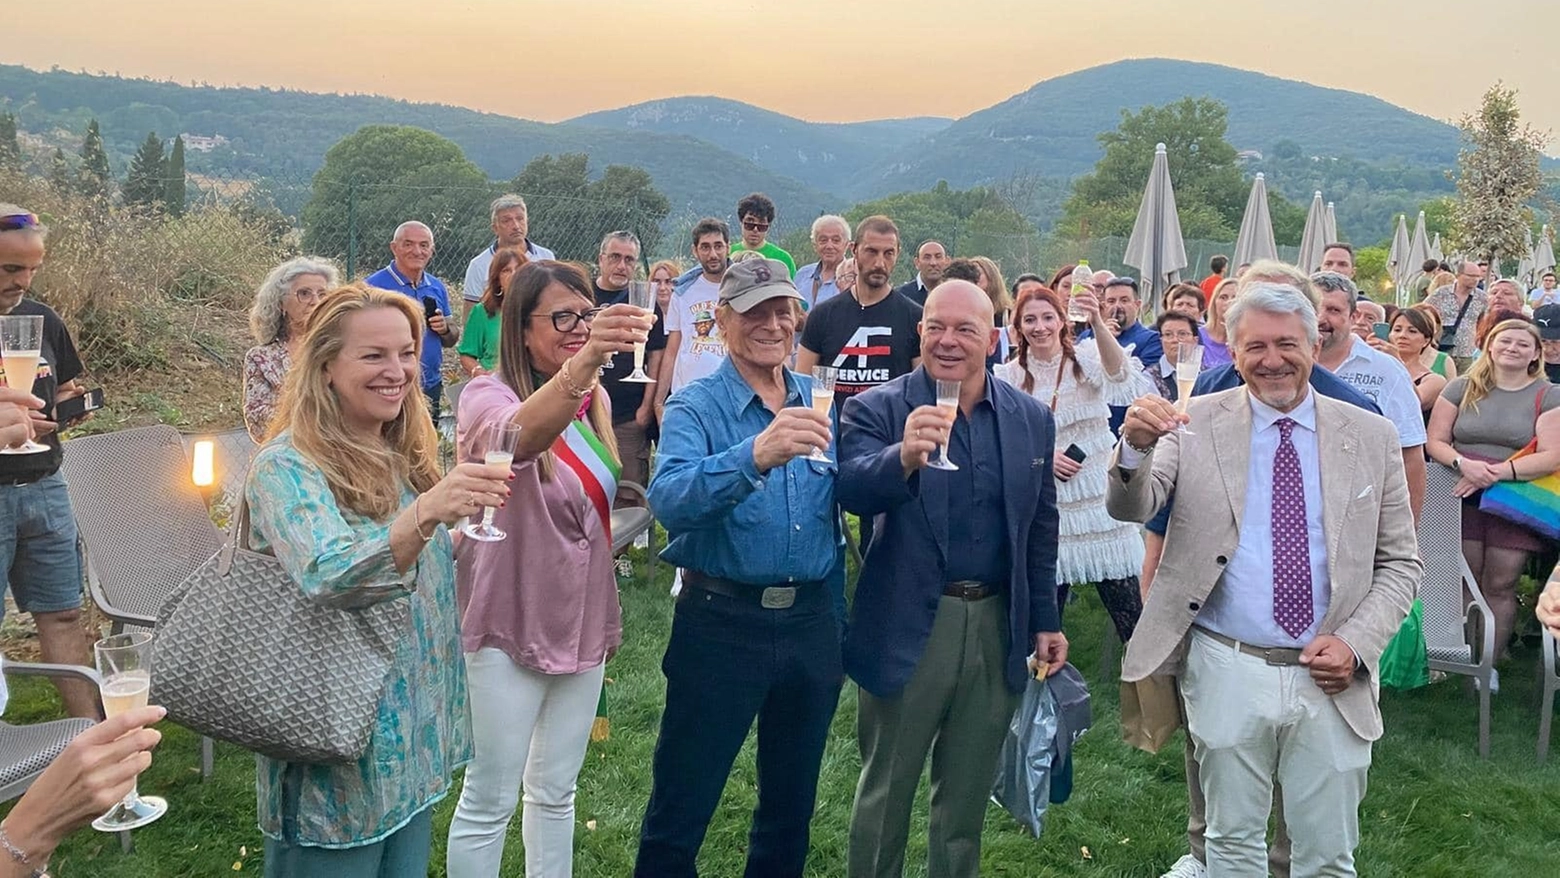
[{"x1": 718, "y1": 255, "x2": 802, "y2": 313}]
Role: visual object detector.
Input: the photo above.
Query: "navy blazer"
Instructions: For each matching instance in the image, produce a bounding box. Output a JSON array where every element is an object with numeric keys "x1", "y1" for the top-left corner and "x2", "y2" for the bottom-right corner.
[{"x1": 838, "y1": 367, "x2": 1061, "y2": 698}]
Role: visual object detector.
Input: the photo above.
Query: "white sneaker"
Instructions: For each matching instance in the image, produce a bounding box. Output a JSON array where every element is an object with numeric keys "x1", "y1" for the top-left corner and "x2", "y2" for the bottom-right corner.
[{"x1": 1160, "y1": 854, "x2": 1208, "y2": 878}]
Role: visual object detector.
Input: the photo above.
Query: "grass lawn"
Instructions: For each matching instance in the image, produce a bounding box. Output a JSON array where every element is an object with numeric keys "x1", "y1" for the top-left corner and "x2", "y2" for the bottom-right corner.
[{"x1": 6, "y1": 546, "x2": 1560, "y2": 877}]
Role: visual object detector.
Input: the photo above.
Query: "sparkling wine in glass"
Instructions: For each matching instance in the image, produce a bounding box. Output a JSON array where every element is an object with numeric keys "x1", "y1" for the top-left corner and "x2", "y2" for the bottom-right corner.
[
  {"x1": 622, "y1": 281, "x2": 656, "y2": 383},
  {"x1": 92, "y1": 631, "x2": 168, "y2": 832},
  {"x1": 462, "y1": 421, "x2": 522, "y2": 542},
  {"x1": 804, "y1": 366, "x2": 837, "y2": 462},
  {"x1": 1175, "y1": 342, "x2": 1204, "y2": 435},
  {"x1": 926, "y1": 378, "x2": 961, "y2": 471},
  {"x1": 0, "y1": 315, "x2": 48, "y2": 454}
]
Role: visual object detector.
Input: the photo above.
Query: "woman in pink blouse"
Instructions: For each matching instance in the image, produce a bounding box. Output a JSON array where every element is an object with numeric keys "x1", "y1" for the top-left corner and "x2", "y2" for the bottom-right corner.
[
  {"x1": 446, "y1": 261, "x2": 653, "y2": 877},
  {"x1": 243, "y1": 257, "x2": 340, "y2": 441}
]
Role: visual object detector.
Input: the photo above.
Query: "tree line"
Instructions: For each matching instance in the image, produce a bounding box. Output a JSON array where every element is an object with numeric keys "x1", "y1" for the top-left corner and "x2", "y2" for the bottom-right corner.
[{"x1": 3, "y1": 114, "x2": 188, "y2": 216}]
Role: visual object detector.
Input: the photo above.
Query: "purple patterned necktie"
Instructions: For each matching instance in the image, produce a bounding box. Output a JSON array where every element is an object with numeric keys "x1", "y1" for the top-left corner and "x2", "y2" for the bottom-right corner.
[{"x1": 1272, "y1": 418, "x2": 1314, "y2": 638}]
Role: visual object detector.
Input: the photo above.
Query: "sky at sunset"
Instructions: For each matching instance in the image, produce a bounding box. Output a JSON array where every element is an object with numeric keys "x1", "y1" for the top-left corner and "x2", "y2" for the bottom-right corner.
[{"x1": 13, "y1": 1, "x2": 1560, "y2": 136}]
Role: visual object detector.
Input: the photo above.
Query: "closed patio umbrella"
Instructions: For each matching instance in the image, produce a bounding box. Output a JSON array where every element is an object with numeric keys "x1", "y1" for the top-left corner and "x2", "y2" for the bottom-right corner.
[
  {"x1": 1296, "y1": 191, "x2": 1327, "y2": 273},
  {"x1": 1123, "y1": 143, "x2": 1188, "y2": 314},
  {"x1": 1233, "y1": 173, "x2": 1278, "y2": 268},
  {"x1": 1324, "y1": 201, "x2": 1339, "y2": 246}
]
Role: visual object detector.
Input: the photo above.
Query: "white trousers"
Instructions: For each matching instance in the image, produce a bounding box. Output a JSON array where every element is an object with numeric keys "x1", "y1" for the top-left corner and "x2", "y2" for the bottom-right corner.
[
  {"x1": 1182, "y1": 629, "x2": 1372, "y2": 878},
  {"x1": 446, "y1": 648, "x2": 605, "y2": 878}
]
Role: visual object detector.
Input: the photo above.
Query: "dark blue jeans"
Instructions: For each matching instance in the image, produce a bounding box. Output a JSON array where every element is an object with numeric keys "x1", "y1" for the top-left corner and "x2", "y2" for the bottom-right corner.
[{"x1": 635, "y1": 582, "x2": 843, "y2": 877}]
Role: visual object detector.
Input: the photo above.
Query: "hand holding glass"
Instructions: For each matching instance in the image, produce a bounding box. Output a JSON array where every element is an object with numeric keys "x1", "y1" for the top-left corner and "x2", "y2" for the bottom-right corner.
[
  {"x1": 0, "y1": 315, "x2": 47, "y2": 454},
  {"x1": 92, "y1": 631, "x2": 168, "y2": 832},
  {"x1": 926, "y1": 379, "x2": 961, "y2": 471},
  {"x1": 462, "y1": 421, "x2": 522, "y2": 542},
  {"x1": 804, "y1": 367, "x2": 837, "y2": 462},
  {"x1": 622, "y1": 281, "x2": 656, "y2": 383}
]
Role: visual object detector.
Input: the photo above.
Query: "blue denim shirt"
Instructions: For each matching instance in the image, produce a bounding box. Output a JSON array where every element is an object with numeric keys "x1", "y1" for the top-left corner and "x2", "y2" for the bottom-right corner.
[
  {"x1": 650, "y1": 357, "x2": 839, "y2": 585},
  {"x1": 364, "y1": 263, "x2": 451, "y2": 391}
]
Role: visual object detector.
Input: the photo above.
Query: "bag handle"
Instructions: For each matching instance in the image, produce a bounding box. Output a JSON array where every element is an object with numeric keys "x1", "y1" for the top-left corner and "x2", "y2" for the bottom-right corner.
[{"x1": 217, "y1": 470, "x2": 258, "y2": 576}]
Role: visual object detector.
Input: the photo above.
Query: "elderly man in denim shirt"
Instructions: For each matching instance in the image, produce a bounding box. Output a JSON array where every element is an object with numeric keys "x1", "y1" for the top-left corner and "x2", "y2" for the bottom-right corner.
[{"x1": 637, "y1": 255, "x2": 843, "y2": 878}]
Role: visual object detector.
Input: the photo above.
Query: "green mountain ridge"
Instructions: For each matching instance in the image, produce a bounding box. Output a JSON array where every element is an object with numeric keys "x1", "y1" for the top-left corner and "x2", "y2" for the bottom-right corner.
[{"x1": 0, "y1": 59, "x2": 1515, "y2": 241}]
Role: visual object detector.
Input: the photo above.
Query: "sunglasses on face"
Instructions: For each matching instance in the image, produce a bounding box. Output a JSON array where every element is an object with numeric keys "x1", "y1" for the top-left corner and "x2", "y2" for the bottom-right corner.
[
  {"x1": 0, "y1": 214, "x2": 40, "y2": 232},
  {"x1": 536, "y1": 308, "x2": 602, "y2": 333},
  {"x1": 741, "y1": 219, "x2": 771, "y2": 232}
]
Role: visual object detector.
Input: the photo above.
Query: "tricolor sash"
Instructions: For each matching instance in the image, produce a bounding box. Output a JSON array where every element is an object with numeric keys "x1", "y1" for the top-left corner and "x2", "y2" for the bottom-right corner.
[{"x1": 551, "y1": 417, "x2": 620, "y2": 539}]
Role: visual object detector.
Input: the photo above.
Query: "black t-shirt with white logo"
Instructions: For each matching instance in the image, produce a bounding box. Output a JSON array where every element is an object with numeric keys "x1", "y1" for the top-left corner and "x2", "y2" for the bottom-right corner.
[
  {"x1": 0, "y1": 298, "x2": 84, "y2": 482},
  {"x1": 800, "y1": 290, "x2": 922, "y2": 408}
]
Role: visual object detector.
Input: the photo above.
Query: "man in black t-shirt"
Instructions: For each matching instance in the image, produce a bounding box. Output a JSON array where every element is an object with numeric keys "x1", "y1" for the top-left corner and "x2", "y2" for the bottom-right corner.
[
  {"x1": 796, "y1": 218, "x2": 922, "y2": 410},
  {"x1": 0, "y1": 205, "x2": 97, "y2": 719},
  {"x1": 796, "y1": 215, "x2": 920, "y2": 556},
  {"x1": 594, "y1": 231, "x2": 667, "y2": 494}
]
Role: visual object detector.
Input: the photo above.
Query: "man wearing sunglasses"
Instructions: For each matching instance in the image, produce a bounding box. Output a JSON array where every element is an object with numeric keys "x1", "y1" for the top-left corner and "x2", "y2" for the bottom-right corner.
[
  {"x1": 728, "y1": 192, "x2": 796, "y2": 278},
  {"x1": 0, "y1": 206, "x2": 98, "y2": 720}
]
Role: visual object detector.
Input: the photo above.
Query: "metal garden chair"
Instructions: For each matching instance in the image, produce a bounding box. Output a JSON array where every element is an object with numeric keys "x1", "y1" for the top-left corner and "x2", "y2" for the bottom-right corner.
[
  {"x1": 1419, "y1": 462, "x2": 1497, "y2": 757},
  {"x1": 60, "y1": 424, "x2": 223, "y2": 778}
]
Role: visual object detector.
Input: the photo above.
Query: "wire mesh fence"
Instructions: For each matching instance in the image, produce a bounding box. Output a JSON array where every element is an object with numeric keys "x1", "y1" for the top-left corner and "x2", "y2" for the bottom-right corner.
[{"x1": 4, "y1": 163, "x2": 1300, "y2": 435}]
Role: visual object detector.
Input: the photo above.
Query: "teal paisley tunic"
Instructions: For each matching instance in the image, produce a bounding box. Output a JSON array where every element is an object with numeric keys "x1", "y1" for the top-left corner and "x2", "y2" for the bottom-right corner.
[{"x1": 244, "y1": 434, "x2": 470, "y2": 848}]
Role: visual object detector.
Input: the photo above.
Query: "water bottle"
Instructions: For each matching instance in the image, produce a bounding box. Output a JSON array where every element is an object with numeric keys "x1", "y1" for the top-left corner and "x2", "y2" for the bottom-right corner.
[{"x1": 1067, "y1": 261, "x2": 1093, "y2": 323}]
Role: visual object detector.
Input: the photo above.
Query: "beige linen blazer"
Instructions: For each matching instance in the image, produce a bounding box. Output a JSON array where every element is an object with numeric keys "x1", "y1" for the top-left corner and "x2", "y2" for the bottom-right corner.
[{"x1": 1106, "y1": 386, "x2": 1421, "y2": 741}]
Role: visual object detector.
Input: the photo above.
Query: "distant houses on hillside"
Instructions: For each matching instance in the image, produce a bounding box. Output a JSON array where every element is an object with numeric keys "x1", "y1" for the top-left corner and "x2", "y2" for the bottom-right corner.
[{"x1": 180, "y1": 133, "x2": 228, "y2": 152}]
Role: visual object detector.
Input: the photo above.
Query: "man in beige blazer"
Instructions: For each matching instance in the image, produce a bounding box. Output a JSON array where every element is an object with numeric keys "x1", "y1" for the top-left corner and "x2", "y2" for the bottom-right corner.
[{"x1": 1106, "y1": 282, "x2": 1420, "y2": 877}]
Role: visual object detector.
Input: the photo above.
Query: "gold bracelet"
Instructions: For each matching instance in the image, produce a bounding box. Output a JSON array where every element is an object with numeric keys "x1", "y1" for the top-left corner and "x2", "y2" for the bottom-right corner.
[
  {"x1": 555, "y1": 356, "x2": 595, "y2": 399},
  {"x1": 412, "y1": 496, "x2": 435, "y2": 542}
]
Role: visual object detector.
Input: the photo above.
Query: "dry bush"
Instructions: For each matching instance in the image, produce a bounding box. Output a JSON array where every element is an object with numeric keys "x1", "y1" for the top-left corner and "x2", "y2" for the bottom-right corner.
[{"x1": 0, "y1": 170, "x2": 290, "y2": 375}]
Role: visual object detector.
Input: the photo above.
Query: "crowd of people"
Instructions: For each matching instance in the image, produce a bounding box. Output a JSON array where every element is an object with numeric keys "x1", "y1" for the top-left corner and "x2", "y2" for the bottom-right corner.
[{"x1": 4, "y1": 192, "x2": 1560, "y2": 878}]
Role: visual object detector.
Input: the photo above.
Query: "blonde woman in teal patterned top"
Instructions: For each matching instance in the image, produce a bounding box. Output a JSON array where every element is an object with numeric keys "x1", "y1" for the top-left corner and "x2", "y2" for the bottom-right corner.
[{"x1": 244, "y1": 283, "x2": 511, "y2": 878}]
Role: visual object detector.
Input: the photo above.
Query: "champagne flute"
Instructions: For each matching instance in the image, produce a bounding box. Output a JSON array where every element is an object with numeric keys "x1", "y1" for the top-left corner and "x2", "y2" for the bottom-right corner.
[
  {"x1": 92, "y1": 631, "x2": 168, "y2": 832},
  {"x1": 1175, "y1": 342, "x2": 1204, "y2": 435},
  {"x1": 0, "y1": 315, "x2": 48, "y2": 454},
  {"x1": 926, "y1": 378, "x2": 961, "y2": 471},
  {"x1": 621, "y1": 281, "x2": 656, "y2": 383},
  {"x1": 804, "y1": 366, "x2": 837, "y2": 462},
  {"x1": 462, "y1": 421, "x2": 522, "y2": 542}
]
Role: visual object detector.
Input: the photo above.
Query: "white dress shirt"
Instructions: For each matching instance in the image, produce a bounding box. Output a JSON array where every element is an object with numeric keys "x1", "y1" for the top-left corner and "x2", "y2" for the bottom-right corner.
[{"x1": 1196, "y1": 388, "x2": 1331, "y2": 648}]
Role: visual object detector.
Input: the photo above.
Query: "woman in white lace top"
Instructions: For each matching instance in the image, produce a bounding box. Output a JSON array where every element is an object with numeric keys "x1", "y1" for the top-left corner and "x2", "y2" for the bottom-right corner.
[{"x1": 996, "y1": 283, "x2": 1154, "y2": 642}]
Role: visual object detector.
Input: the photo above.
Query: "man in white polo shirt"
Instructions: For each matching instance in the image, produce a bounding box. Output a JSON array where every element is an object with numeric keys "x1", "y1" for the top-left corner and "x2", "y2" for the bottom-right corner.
[
  {"x1": 461, "y1": 194, "x2": 556, "y2": 318},
  {"x1": 1312, "y1": 271, "x2": 1427, "y2": 518}
]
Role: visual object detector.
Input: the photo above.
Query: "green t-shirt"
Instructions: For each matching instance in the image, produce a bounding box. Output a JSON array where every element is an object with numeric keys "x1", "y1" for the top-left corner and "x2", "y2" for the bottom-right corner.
[
  {"x1": 458, "y1": 306, "x2": 502, "y2": 372},
  {"x1": 729, "y1": 241, "x2": 797, "y2": 278}
]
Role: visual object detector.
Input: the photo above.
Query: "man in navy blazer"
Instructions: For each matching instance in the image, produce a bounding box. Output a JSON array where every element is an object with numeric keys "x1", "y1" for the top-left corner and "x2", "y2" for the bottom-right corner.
[{"x1": 838, "y1": 280, "x2": 1068, "y2": 878}]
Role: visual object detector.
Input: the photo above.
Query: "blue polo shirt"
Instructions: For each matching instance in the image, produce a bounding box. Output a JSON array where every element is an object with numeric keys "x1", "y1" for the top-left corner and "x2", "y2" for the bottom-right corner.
[{"x1": 364, "y1": 262, "x2": 451, "y2": 391}]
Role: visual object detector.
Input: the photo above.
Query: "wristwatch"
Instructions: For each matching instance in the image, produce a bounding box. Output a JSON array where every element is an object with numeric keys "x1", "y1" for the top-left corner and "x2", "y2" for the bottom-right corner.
[{"x1": 1451, "y1": 455, "x2": 1463, "y2": 471}]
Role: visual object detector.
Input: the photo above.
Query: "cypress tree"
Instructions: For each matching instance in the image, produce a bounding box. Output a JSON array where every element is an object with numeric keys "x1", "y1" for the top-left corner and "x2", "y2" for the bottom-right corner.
[
  {"x1": 0, "y1": 113, "x2": 20, "y2": 169},
  {"x1": 78, "y1": 119, "x2": 112, "y2": 200},
  {"x1": 47, "y1": 148, "x2": 73, "y2": 193},
  {"x1": 124, "y1": 131, "x2": 166, "y2": 211},
  {"x1": 164, "y1": 135, "x2": 187, "y2": 217}
]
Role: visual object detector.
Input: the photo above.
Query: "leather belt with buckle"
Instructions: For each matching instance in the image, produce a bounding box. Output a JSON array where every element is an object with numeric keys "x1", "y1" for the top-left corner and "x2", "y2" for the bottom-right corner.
[
  {"x1": 1196, "y1": 627, "x2": 1305, "y2": 666},
  {"x1": 683, "y1": 570, "x2": 819, "y2": 610},
  {"x1": 942, "y1": 580, "x2": 1003, "y2": 601}
]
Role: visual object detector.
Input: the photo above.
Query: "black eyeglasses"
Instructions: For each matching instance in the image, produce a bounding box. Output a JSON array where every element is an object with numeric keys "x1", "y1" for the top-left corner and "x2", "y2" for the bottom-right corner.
[
  {"x1": 534, "y1": 308, "x2": 602, "y2": 332},
  {"x1": 0, "y1": 213, "x2": 40, "y2": 232},
  {"x1": 741, "y1": 219, "x2": 771, "y2": 232}
]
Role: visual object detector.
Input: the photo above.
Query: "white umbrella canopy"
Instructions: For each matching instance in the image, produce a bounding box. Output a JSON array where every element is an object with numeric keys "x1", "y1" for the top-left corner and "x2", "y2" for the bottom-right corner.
[
  {"x1": 1324, "y1": 202, "x2": 1339, "y2": 246},
  {"x1": 1430, "y1": 232, "x2": 1445, "y2": 264},
  {"x1": 1233, "y1": 173, "x2": 1279, "y2": 267},
  {"x1": 1123, "y1": 143, "x2": 1189, "y2": 312},
  {"x1": 1388, "y1": 214, "x2": 1411, "y2": 289},
  {"x1": 1516, "y1": 226, "x2": 1536, "y2": 286},
  {"x1": 1533, "y1": 225, "x2": 1556, "y2": 281},
  {"x1": 1407, "y1": 211, "x2": 1431, "y2": 276},
  {"x1": 1296, "y1": 191, "x2": 1328, "y2": 273}
]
